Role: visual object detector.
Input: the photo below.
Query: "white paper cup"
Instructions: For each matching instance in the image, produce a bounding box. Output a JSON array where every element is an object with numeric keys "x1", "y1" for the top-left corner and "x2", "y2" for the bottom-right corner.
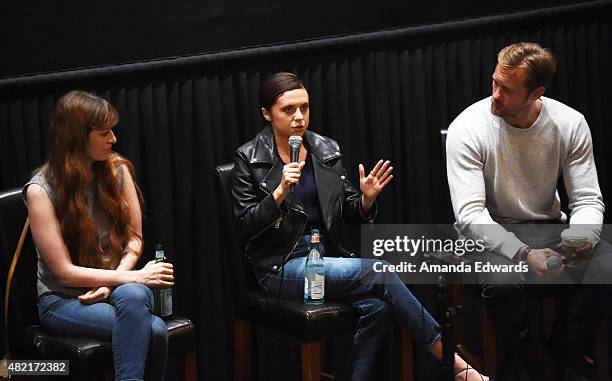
[{"x1": 560, "y1": 229, "x2": 588, "y2": 268}]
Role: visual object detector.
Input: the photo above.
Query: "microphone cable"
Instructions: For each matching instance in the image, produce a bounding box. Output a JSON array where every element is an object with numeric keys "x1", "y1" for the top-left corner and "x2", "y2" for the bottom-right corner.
[
  {"x1": 273, "y1": 259, "x2": 287, "y2": 330},
  {"x1": 273, "y1": 208, "x2": 302, "y2": 330}
]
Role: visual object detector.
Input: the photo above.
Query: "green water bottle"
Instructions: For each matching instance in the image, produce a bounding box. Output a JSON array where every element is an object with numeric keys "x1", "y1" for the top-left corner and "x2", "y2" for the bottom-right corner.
[{"x1": 153, "y1": 244, "x2": 173, "y2": 318}]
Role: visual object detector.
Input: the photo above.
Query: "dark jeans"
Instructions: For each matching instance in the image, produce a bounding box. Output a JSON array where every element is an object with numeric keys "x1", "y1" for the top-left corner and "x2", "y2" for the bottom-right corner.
[
  {"x1": 255, "y1": 235, "x2": 441, "y2": 381},
  {"x1": 465, "y1": 223, "x2": 612, "y2": 376},
  {"x1": 38, "y1": 283, "x2": 168, "y2": 381}
]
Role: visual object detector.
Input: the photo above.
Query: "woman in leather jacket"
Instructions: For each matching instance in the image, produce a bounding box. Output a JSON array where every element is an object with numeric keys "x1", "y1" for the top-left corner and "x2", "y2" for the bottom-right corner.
[{"x1": 231, "y1": 72, "x2": 489, "y2": 381}]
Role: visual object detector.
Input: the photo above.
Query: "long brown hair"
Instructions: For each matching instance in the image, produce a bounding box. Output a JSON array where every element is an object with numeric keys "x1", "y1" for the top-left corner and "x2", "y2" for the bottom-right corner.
[{"x1": 45, "y1": 90, "x2": 143, "y2": 269}]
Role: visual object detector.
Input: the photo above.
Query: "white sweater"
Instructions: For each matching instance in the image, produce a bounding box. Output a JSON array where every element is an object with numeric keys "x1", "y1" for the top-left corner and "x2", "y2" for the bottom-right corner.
[{"x1": 446, "y1": 96, "x2": 604, "y2": 258}]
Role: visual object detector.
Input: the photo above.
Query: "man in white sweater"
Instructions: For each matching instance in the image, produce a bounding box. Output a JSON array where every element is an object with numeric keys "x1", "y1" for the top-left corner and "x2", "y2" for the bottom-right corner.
[{"x1": 446, "y1": 42, "x2": 611, "y2": 380}]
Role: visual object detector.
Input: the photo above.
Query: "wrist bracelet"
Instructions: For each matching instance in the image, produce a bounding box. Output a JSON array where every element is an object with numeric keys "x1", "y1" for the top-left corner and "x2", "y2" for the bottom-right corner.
[{"x1": 520, "y1": 246, "x2": 533, "y2": 262}]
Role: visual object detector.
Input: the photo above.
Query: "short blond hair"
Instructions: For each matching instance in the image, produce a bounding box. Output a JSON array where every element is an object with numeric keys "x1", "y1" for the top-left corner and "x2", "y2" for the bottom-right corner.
[{"x1": 498, "y1": 42, "x2": 556, "y2": 92}]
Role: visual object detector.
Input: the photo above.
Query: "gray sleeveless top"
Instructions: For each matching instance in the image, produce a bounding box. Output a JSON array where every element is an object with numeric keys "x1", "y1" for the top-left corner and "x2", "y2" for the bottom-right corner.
[{"x1": 22, "y1": 166, "x2": 125, "y2": 298}]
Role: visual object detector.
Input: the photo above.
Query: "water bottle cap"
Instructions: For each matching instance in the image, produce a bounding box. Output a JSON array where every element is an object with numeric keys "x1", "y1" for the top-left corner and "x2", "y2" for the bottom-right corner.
[{"x1": 310, "y1": 229, "x2": 320, "y2": 243}]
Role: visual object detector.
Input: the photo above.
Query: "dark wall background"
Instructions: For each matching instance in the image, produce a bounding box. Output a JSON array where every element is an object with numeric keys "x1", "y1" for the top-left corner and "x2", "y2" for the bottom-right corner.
[
  {"x1": 1, "y1": 1, "x2": 611, "y2": 380},
  {"x1": 0, "y1": 0, "x2": 596, "y2": 78}
]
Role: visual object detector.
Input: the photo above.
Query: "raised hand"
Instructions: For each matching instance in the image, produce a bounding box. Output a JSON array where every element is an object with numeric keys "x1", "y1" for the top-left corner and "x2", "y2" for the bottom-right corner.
[{"x1": 359, "y1": 160, "x2": 394, "y2": 212}]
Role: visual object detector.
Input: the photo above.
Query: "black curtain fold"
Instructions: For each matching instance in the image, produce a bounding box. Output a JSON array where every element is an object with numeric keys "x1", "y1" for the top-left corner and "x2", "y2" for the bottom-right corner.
[{"x1": 0, "y1": 2, "x2": 610, "y2": 380}]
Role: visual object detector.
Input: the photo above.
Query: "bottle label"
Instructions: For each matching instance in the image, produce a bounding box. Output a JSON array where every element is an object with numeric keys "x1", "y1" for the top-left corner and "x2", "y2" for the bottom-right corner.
[
  {"x1": 159, "y1": 288, "x2": 173, "y2": 316},
  {"x1": 304, "y1": 274, "x2": 325, "y2": 300}
]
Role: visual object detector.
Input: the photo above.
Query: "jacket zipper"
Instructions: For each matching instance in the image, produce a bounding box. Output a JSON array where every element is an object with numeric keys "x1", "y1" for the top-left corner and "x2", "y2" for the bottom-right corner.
[
  {"x1": 248, "y1": 181, "x2": 284, "y2": 240},
  {"x1": 274, "y1": 215, "x2": 283, "y2": 229},
  {"x1": 282, "y1": 203, "x2": 308, "y2": 262},
  {"x1": 250, "y1": 215, "x2": 282, "y2": 241}
]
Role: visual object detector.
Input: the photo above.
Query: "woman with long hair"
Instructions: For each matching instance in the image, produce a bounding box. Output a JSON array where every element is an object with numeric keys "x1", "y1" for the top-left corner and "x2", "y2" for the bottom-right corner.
[
  {"x1": 231, "y1": 72, "x2": 489, "y2": 381},
  {"x1": 24, "y1": 90, "x2": 173, "y2": 381}
]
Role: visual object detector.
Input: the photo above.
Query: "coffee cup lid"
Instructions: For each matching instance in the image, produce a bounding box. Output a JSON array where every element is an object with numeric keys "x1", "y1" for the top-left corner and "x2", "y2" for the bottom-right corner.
[{"x1": 561, "y1": 229, "x2": 588, "y2": 245}]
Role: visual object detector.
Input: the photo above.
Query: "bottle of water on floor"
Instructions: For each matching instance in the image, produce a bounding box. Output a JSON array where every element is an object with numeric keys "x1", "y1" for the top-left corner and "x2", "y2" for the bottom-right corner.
[{"x1": 304, "y1": 229, "x2": 325, "y2": 305}]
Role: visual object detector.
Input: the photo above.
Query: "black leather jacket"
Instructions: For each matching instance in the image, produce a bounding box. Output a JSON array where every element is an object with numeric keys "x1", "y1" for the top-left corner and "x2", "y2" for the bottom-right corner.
[{"x1": 231, "y1": 126, "x2": 377, "y2": 272}]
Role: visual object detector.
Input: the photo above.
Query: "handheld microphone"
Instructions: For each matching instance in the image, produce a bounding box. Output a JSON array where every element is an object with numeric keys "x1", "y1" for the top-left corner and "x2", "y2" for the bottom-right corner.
[
  {"x1": 546, "y1": 255, "x2": 562, "y2": 270},
  {"x1": 288, "y1": 135, "x2": 302, "y2": 192}
]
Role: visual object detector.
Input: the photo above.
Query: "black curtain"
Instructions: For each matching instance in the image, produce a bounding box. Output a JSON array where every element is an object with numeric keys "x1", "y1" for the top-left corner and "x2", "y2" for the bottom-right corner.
[
  {"x1": 0, "y1": 2, "x2": 610, "y2": 380},
  {"x1": 0, "y1": 0, "x2": 589, "y2": 78}
]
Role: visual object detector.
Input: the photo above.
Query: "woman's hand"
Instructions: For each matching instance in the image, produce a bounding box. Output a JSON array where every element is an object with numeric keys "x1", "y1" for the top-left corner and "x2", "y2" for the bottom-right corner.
[
  {"x1": 359, "y1": 160, "x2": 394, "y2": 213},
  {"x1": 78, "y1": 286, "x2": 113, "y2": 304},
  {"x1": 136, "y1": 260, "x2": 174, "y2": 287},
  {"x1": 273, "y1": 161, "x2": 306, "y2": 205}
]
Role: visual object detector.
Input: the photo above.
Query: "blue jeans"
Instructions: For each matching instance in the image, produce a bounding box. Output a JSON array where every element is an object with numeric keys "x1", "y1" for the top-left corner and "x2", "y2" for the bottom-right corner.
[
  {"x1": 255, "y1": 236, "x2": 441, "y2": 381},
  {"x1": 38, "y1": 283, "x2": 168, "y2": 381}
]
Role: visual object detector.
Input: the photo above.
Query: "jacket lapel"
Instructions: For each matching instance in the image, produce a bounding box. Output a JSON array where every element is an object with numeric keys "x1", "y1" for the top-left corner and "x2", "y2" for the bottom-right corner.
[
  {"x1": 312, "y1": 157, "x2": 342, "y2": 230},
  {"x1": 251, "y1": 126, "x2": 282, "y2": 195},
  {"x1": 306, "y1": 131, "x2": 344, "y2": 231}
]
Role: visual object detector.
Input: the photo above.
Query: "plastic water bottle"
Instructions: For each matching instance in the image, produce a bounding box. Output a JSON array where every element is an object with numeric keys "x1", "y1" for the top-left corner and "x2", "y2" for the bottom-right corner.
[
  {"x1": 304, "y1": 229, "x2": 325, "y2": 305},
  {"x1": 153, "y1": 244, "x2": 173, "y2": 318}
]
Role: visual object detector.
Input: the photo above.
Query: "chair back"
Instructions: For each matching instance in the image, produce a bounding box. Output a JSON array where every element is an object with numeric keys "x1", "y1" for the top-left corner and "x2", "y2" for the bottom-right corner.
[
  {"x1": 213, "y1": 163, "x2": 259, "y2": 312},
  {"x1": 440, "y1": 129, "x2": 448, "y2": 159},
  {"x1": 0, "y1": 188, "x2": 39, "y2": 355}
]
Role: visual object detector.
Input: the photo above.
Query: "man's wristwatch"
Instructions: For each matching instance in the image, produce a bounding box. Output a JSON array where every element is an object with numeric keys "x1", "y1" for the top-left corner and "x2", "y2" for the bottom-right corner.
[{"x1": 519, "y1": 246, "x2": 533, "y2": 262}]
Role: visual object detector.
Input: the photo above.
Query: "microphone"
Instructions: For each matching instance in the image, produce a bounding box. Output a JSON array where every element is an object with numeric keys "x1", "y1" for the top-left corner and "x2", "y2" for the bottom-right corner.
[
  {"x1": 546, "y1": 256, "x2": 562, "y2": 270},
  {"x1": 288, "y1": 135, "x2": 302, "y2": 192}
]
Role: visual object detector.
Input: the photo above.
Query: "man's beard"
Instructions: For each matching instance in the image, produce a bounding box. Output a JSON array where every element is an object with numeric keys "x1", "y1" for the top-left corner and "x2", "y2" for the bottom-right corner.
[
  {"x1": 490, "y1": 100, "x2": 524, "y2": 119},
  {"x1": 490, "y1": 101, "x2": 505, "y2": 117}
]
